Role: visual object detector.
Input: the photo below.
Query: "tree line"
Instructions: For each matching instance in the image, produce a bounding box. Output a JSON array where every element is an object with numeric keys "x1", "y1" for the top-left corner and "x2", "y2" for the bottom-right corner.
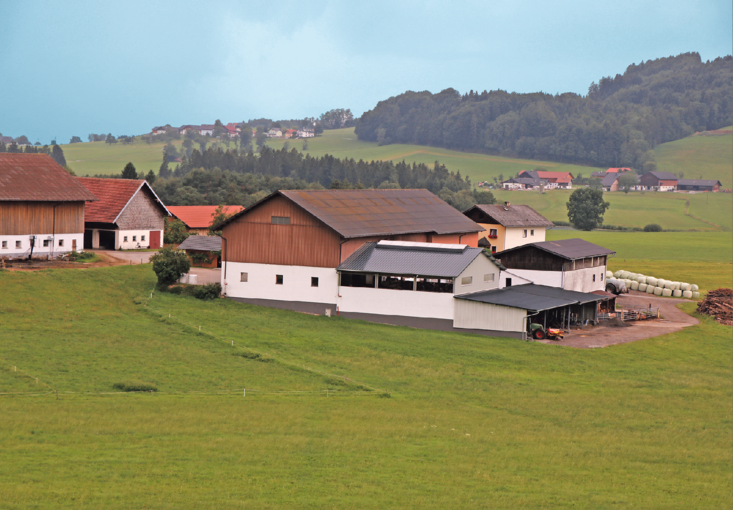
[
  {"x1": 152, "y1": 145, "x2": 495, "y2": 211},
  {"x1": 0, "y1": 140, "x2": 68, "y2": 168},
  {"x1": 355, "y1": 53, "x2": 732, "y2": 172}
]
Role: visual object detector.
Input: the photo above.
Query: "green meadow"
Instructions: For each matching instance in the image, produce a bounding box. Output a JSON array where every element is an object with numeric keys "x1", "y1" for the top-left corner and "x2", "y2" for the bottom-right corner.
[
  {"x1": 0, "y1": 261, "x2": 731, "y2": 508},
  {"x1": 655, "y1": 128, "x2": 733, "y2": 188}
]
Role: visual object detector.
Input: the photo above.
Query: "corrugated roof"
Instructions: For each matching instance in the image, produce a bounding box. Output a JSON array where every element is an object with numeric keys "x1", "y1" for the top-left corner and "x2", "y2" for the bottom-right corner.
[
  {"x1": 465, "y1": 204, "x2": 554, "y2": 228},
  {"x1": 77, "y1": 177, "x2": 169, "y2": 224},
  {"x1": 0, "y1": 153, "x2": 99, "y2": 202},
  {"x1": 177, "y1": 235, "x2": 222, "y2": 251},
  {"x1": 677, "y1": 179, "x2": 721, "y2": 186},
  {"x1": 338, "y1": 241, "x2": 489, "y2": 277},
  {"x1": 220, "y1": 189, "x2": 483, "y2": 238},
  {"x1": 645, "y1": 171, "x2": 678, "y2": 181},
  {"x1": 497, "y1": 238, "x2": 615, "y2": 260},
  {"x1": 601, "y1": 173, "x2": 620, "y2": 186},
  {"x1": 455, "y1": 284, "x2": 605, "y2": 312},
  {"x1": 168, "y1": 205, "x2": 244, "y2": 228}
]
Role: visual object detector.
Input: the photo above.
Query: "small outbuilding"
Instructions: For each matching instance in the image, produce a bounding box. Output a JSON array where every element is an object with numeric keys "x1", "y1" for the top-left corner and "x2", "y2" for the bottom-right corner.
[
  {"x1": 676, "y1": 179, "x2": 721, "y2": 192},
  {"x1": 177, "y1": 235, "x2": 222, "y2": 268}
]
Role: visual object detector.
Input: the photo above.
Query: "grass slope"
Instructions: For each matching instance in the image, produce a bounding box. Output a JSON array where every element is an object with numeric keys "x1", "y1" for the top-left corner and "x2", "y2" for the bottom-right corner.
[
  {"x1": 655, "y1": 128, "x2": 733, "y2": 188},
  {"x1": 0, "y1": 265, "x2": 731, "y2": 508}
]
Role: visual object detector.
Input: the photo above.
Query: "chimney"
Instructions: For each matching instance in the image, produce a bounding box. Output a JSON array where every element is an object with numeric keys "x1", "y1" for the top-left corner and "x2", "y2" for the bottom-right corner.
[{"x1": 504, "y1": 201, "x2": 511, "y2": 207}]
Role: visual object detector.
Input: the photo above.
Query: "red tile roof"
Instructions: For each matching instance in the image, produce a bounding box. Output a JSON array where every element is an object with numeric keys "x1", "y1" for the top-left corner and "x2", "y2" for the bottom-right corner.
[
  {"x1": 606, "y1": 167, "x2": 631, "y2": 173},
  {"x1": 0, "y1": 153, "x2": 98, "y2": 202},
  {"x1": 168, "y1": 205, "x2": 245, "y2": 229},
  {"x1": 76, "y1": 177, "x2": 173, "y2": 224}
]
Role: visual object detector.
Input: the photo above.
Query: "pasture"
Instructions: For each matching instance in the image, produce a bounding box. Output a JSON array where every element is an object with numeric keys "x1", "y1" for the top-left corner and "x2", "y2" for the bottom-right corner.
[
  {"x1": 655, "y1": 128, "x2": 733, "y2": 188},
  {"x1": 0, "y1": 264, "x2": 730, "y2": 508}
]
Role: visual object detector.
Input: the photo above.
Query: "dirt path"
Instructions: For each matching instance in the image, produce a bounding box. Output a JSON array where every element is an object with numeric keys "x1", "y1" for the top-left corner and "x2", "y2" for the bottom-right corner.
[{"x1": 537, "y1": 291, "x2": 699, "y2": 349}]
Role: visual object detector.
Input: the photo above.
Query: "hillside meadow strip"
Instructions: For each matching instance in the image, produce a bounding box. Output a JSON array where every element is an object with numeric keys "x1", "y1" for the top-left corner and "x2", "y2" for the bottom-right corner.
[{"x1": 0, "y1": 265, "x2": 730, "y2": 508}]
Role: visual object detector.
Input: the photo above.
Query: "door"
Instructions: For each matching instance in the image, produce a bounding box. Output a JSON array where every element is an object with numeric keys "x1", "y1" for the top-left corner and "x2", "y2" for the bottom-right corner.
[
  {"x1": 149, "y1": 230, "x2": 161, "y2": 249},
  {"x1": 72, "y1": 239, "x2": 77, "y2": 251}
]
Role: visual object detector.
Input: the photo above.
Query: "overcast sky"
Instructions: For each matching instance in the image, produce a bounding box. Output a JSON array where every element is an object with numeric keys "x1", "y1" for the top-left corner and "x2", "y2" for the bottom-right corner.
[{"x1": 1, "y1": 0, "x2": 731, "y2": 144}]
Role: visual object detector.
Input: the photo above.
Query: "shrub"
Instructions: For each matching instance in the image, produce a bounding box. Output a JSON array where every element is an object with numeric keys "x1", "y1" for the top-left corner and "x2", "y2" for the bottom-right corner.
[
  {"x1": 150, "y1": 247, "x2": 191, "y2": 286},
  {"x1": 113, "y1": 380, "x2": 157, "y2": 392},
  {"x1": 193, "y1": 282, "x2": 222, "y2": 300},
  {"x1": 644, "y1": 223, "x2": 663, "y2": 232}
]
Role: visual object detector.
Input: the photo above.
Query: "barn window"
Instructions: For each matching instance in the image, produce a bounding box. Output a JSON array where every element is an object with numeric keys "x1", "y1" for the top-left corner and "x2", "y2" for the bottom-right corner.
[
  {"x1": 1, "y1": 241, "x2": 6, "y2": 249},
  {"x1": 240, "y1": 272, "x2": 248, "y2": 282},
  {"x1": 124, "y1": 236, "x2": 128, "y2": 242},
  {"x1": 15, "y1": 241, "x2": 21, "y2": 248},
  {"x1": 132, "y1": 236, "x2": 137, "y2": 242},
  {"x1": 141, "y1": 235, "x2": 146, "y2": 241},
  {"x1": 311, "y1": 277, "x2": 319, "y2": 287},
  {"x1": 593, "y1": 274, "x2": 596, "y2": 282},
  {"x1": 506, "y1": 278, "x2": 512, "y2": 287},
  {"x1": 43, "y1": 239, "x2": 50, "y2": 247},
  {"x1": 531, "y1": 229, "x2": 535, "y2": 236},
  {"x1": 58, "y1": 239, "x2": 64, "y2": 247},
  {"x1": 461, "y1": 276, "x2": 472, "y2": 286},
  {"x1": 484, "y1": 273, "x2": 495, "y2": 282},
  {"x1": 523, "y1": 229, "x2": 528, "y2": 238},
  {"x1": 601, "y1": 273, "x2": 604, "y2": 281},
  {"x1": 271, "y1": 216, "x2": 290, "y2": 225},
  {"x1": 276, "y1": 274, "x2": 284, "y2": 285}
]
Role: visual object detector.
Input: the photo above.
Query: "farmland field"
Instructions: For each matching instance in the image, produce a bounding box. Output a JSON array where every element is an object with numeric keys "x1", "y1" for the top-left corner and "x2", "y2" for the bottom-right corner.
[
  {"x1": 655, "y1": 128, "x2": 733, "y2": 188},
  {"x1": 0, "y1": 264, "x2": 731, "y2": 509}
]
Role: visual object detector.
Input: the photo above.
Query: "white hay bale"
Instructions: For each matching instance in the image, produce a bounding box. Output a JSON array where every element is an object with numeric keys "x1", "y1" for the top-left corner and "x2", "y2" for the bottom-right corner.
[
  {"x1": 646, "y1": 285, "x2": 655, "y2": 294},
  {"x1": 654, "y1": 287, "x2": 663, "y2": 296},
  {"x1": 630, "y1": 281, "x2": 639, "y2": 290},
  {"x1": 664, "y1": 281, "x2": 675, "y2": 290},
  {"x1": 638, "y1": 283, "x2": 647, "y2": 292},
  {"x1": 672, "y1": 289, "x2": 682, "y2": 297},
  {"x1": 690, "y1": 284, "x2": 699, "y2": 292},
  {"x1": 646, "y1": 277, "x2": 658, "y2": 287},
  {"x1": 637, "y1": 276, "x2": 647, "y2": 284},
  {"x1": 682, "y1": 290, "x2": 693, "y2": 299},
  {"x1": 692, "y1": 291, "x2": 700, "y2": 299},
  {"x1": 680, "y1": 283, "x2": 690, "y2": 291},
  {"x1": 662, "y1": 288, "x2": 673, "y2": 297},
  {"x1": 614, "y1": 270, "x2": 623, "y2": 278},
  {"x1": 606, "y1": 271, "x2": 613, "y2": 279}
]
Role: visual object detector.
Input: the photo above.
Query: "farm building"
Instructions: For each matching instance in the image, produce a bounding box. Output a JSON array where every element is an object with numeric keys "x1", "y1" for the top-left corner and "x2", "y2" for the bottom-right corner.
[
  {"x1": 464, "y1": 202, "x2": 554, "y2": 253},
  {"x1": 495, "y1": 238, "x2": 615, "y2": 293},
  {"x1": 177, "y1": 235, "x2": 222, "y2": 268},
  {"x1": 638, "y1": 171, "x2": 677, "y2": 191},
  {"x1": 297, "y1": 128, "x2": 314, "y2": 138},
  {"x1": 0, "y1": 153, "x2": 98, "y2": 259},
  {"x1": 167, "y1": 205, "x2": 245, "y2": 235},
  {"x1": 267, "y1": 128, "x2": 283, "y2": 138},
  {"x1": 516, "y1": 170, "x2": 574, "y2": 189},
  {"x1": 218, "y1": 189, "x2": 484, "y2": 313},
  {"x1": 676, "y1": 179, "x2": 721, "y2": 192},
  {"x1": 502, "y1": 176, "x2": 541, "y2": 190},
  {"x1": 77, "y1": 178, "x2": 170, "y2": 250}
]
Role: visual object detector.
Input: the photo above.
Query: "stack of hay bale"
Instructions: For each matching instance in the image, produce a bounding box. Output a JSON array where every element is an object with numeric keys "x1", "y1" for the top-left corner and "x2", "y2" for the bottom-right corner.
[{"x1": 608, "y1": 270, "x2": 700, "y2": 299}]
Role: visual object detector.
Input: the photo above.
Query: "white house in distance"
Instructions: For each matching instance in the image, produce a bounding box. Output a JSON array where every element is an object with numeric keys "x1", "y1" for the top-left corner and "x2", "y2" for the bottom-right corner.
[
  {"x1": 77, "y1": 178, "x2": 170, "y2": 250},
  {"x1": 463, "y1": 202, "x2": 554, "y2": 253},
  {"x1": 297, "y1": 127, "x2": 315, "y2": 138},
  {"x1": 267, "y1": 128, "x2": 283, "y2": 138},
  {"x1": 495, "y1": 238, "x2": 615, "y2": 293}
]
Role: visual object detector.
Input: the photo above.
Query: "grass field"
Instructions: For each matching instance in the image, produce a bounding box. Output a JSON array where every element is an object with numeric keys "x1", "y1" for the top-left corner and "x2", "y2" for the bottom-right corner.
[
  {"x1": 655, "y1": 128, "x2": 733, "y2": 188},
  {"x1": 0, "y1": 261, "x2": 731, "y2": 508}
]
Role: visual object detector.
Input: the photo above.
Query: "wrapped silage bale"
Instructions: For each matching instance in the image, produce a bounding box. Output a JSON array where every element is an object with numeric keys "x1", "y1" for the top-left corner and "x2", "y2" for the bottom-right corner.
[
  {"x1": 682, "y1": 290, "x2": 693, "y2": 299},
  {"x1": 680, "y1": 283, "x2": 690, "y2": 291},
  {"x1": 673, "y1": 282, "x2": 681, "y2": 291},
  {"x1": 646, "y1": 285, "x2": 655, "y2": 294},
  {"x1": 614, "y1": 270, "x2": 623, "y2": 278},
  {"x1": 606, "y1": 271, "x2": 613, "y2": 279},
  {"x1": 664, "y1": 281, "x2": 675, "y2": 290},
  {"x1": 637, "y1": 276, "x2": 647, "y2": 285},
  {"x1": 662, "y1": 289, "x2": 673, "y2": 297},
  {"x1": 654, "y1": 287, "x2": 663, "y2": 296},
  {"x1": 692, "y1": 291, "x2": 700, "y2": 299},
  {"x1": 647, "y1": 277, "x2": 658, "y2": 287},
  {"x1": 638, "y1": 283, "x2": 647, "y2": 292},
  {"x1": 631, "y1": 281, "x2": 639, "y2": 290},
  {"x1": 672, "y1": 289, "x2": 682, "y2": 297},
  {"x1": 656, "y1": 279, "x2": 666, "y2": 288},
  {"x1": 691, "y1": 284, "x2": 699, "y2": 292},
  {"x1": 629, "y1": 275, "x2": 638, "y2": 282}
]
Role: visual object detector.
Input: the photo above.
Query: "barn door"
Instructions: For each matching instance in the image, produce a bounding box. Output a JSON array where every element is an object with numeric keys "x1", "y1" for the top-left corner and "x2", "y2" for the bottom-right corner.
[
  {"x1": 149, "y1": 230, "x2": 161, "y2": 249},
  {"x1": 72, "y1": 239, "x2": 77, "y2": 251}
]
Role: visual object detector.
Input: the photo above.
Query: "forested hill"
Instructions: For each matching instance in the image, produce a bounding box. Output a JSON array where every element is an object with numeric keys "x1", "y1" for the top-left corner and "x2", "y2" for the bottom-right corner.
[{"x1": 355, "y1": 53, "x2": 732, "y2": 172}]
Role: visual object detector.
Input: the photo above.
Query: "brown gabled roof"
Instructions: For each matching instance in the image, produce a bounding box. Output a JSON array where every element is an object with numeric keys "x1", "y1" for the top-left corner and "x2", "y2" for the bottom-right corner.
[
  {"x1": 77, "y1": 177, "x2": 169, "y2": 224},
  {"x1": 497, "y1": 238, "x2": 615, "y2": 260},
  {"x1": 465, "y1": 203, "x2": 554, "y2": 228},
  {"x1": 220, "y1": 189, "x2": 483, "y2": 238},
  {"x1": 0, "y1": 153, "x2": 98, "y2": 202}
]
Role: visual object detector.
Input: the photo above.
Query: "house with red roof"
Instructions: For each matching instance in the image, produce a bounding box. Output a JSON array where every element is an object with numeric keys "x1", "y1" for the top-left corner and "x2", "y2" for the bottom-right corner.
[
  {"x1": 77, "y1": 178, "x2": 170, "y2": 250},
  {"x1": 167, "y1": 205, "x2": 245, "y2": 235},
  {"x1": 0, "y1": 153, "x2": 98, "y2": 259}
]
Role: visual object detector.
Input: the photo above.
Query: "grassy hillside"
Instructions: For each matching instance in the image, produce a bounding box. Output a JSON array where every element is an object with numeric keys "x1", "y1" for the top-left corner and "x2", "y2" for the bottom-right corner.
[
  {"x1": 655, "y1": 128, "x2": 733, "y2": 188},
  {"x1": 0, "y1": 263, "x2": 731, "y2": 508}
]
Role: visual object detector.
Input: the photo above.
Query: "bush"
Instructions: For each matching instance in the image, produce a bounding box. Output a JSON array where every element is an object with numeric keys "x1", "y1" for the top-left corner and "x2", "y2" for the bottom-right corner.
[
  {"x1": 193, "y1": 282, "x2": 222, "y2": 300},
  {"x1": 644, "y1": 223, "x2": 663, "y2": 232},
  {"x1": 552, "y1": 221, "x2": 572, "y2": 227},
  {"x1": 150, "y1": 247, "x2": 191, "y2": 286},
  {"x1": 113, "y1": 380, "x2": 157, "y2": 392}
]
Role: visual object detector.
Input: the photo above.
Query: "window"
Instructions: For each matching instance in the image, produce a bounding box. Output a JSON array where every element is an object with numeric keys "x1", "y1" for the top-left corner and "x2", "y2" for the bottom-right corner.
[
  {"x1": 132, "y1": 236, "x2": 137, "y2": 242},
  {"x1": 58, "y1": 239, "x2": 64, "y2": 247},
  {"x1": 16, "y1": 241, "x2": 21, "y2": 249},
  {"x1": 531, "y1": 229, "x2": 535, "y2": 236},
  {"x1": 340, "y1": 273, "x2": 375, "y2": 288},
  {"x1": 276, "y1": 274, "x2": 284, "y2": 285},
  {"x1": 601, "y1": 273, "x2": 604, "y2": 281},
  {"x1": 141, "y1": 235, "x2": 146, "y2": 241},
  {"x1": 461, "y1": 276, "x2": 473, "y2": 286},
  {"x1": 271, "y1": 216, "x2": 290, "y2": 225},
  {"x1": 1, "y1": 241, "x2": 6, "y2": 249},
  {"x1": 484, "y1": 273, "x2": 495, "y2": 282},
  {"x1": 124, "y1": 236, "x2": 128, "y2": 242},
  {"x1": 240, "y1": 272, "x2": 248, "y2": 282},
  {"x1": 505, "y1": 278, "x2": 512, "y2": 287},
  {"x1": 593, "y1": 274, "x2": 596, "y2": 282},
  {"x1": 491, "y1": 246, "x2": 497, "y2": 254},
  {"x1": 488, "y1": 228, "x2": 498, "y2": 239},
  {"x1": 523, "y1": 229, "x2": 528, "y2": 238},
  {"x1": 311, "y1": 277, "x2": 319, "y2": 287},
  {"x1": 43, "y1": 239, "x2": 50, "y2": 247}
]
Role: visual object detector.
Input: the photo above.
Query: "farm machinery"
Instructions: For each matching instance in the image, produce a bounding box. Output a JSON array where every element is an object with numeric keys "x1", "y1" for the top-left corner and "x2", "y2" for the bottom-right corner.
[{"x1": 529, "y1": 323, "x2": 564, "y2": 340}]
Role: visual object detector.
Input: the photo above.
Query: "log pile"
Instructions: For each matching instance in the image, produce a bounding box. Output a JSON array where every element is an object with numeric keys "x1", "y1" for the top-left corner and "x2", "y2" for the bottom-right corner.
[{"x1": 697, "y1": 288, "x2": 732, "y2": 326}]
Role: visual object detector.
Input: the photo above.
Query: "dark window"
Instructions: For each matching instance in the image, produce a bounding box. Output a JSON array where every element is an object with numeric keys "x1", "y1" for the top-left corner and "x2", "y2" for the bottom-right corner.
[
  {"x1": 58, "y1": 239, "x2": 64, "y2": 247},
  {"x1": 275, "y1": 274, "x2": 283, "y2": 285},
  {"x1": 593, "y1": 274, "x2": 596, "y2": 282},
  {"x1": 601, "y1": 273, "x2": 604, "y2": 281},
  {"x1": 311, "y1": 277, "x2": 319, "y2": 287},
  {"x1": 15, "y1": 241, "x2": 21, "y2": 248},
  {"x1": 340, "y1": 273, "x2": 374, "y2": 288},
  {"x1": 1, "y1": 241, "x2": 6, "y2": 249},
  {"x1": 132, "y1": 236, "x2": 137, "y2": 242},
  {"x1": 43, "y1": 239, "x2": 50, "y2": 247},
  {"x1": 271, "y1": 216, "x2": 290, "y2": 225},
  {"x1": 506, "y1": 278, "x2": 512, "y2": 287},
  {"x1": 416, "y1": 277, "x2": 454, "y2": 293},
  {"x1": 378, "y1": 275, "x2": 414, "y2": 291},
  {"x1": 240, "y1": 272, "x2": 248, "y2": 282}
]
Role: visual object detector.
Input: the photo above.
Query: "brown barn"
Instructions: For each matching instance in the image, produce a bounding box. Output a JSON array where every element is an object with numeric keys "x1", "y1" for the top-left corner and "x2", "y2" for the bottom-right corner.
[
  {"x1": 0, "y1": 153, "x2": 97, "y2": 259},
  {"x1": 218, "y1": 189, "x2": 483, "y2": 312},
  {"x1": 639, "y1": 171, "x2": 678, "y2": 191}
]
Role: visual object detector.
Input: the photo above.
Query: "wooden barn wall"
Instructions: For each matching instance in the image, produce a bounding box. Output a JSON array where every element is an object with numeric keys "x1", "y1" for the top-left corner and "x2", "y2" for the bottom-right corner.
[
  {"x1": 116, "y1": 188, "x2": 166, "y2": 230},
  {"x1": 497, "y1": 246, "x2": 565, "y2": 271},
  {"x1": 0, "y1": 201, "x2": 84, "y2": 235},
  {"x1": 223, "y1": 195, "x2": 342, "y2": 267}
]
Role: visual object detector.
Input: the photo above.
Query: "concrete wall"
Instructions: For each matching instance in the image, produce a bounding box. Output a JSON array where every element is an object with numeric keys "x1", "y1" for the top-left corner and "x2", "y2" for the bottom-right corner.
[
  {"x1": 118, "y1": 230, "x2": 163, "y2": 250},
  {"x1": 0, "y1": 232, "x2": 83, "y2": 259},
  {"x1": 338, "y1": 286, "x2": 455, "y2": 320},
  {"x1": 453, "y1": 300, "x2": 527, "y2": 334},
  {"x1": 454, "y1": 253, "x2": 501, "y2": 294},
  {"x1": 507, "y1": 266, "x2": 606, "y2": 293}
]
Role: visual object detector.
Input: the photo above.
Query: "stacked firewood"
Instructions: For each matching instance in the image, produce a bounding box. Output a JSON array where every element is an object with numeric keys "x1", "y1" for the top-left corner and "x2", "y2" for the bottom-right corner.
[{"x1": 697, "y1": 288, "x2": 733, "y2": 326}]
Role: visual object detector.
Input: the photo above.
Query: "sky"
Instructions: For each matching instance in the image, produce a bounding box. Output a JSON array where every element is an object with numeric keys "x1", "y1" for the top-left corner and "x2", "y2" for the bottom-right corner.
[{"x1": 1, "y1": 0, "x2": 731, "y2": 144}]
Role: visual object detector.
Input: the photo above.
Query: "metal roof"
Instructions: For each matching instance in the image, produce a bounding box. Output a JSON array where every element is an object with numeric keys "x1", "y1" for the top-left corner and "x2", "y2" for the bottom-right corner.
[
  {"x1": 0, "y1": 153, "x2": 99, "y2": 202},
  {"x1": 220, "y1": 189, "x2": 484, "y2": 238},
  {"x1": 168, "y1": 205, "x2": 244, "y2": 228},
  {"x1": 177, "y1": 235, "x2": 222, "y2": 251},
  {"x1": 77, "y1": 178, "x2": 170, "y2": 224},
  {"x1": 337, "y1": 241, "x2": 491, "y2": 278},
  {"x1": 677, "y1": 179, "x2": 721, "y2": 186},
  {"x1": 645, "y1": 171, "x2": 678, "y2": 181},
  {"x1": 601, "y1": 173, "x2": 620, "y2": 187},
  {"x1": 455, "y1": 284, "x2": 605, "y2": 312},
  {"x1": 497, "y1": 238, "x2": 615, "y2": 260},
  {"x1": 465, "y1": 203, "x2": 554, "y2": 228}
]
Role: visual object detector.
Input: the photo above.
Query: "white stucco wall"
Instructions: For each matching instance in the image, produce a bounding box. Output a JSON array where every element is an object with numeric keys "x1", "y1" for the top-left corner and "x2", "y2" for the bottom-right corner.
[
  {"x1": 338, "y1": 286, "x2": 455, "y2": 320},
  {"x1": 504, "y1": 227, "x2": 544, "y2": 250},
  {"x1": 0, "y1": 233, "x2": 84, "y2": 258},
  {"x1": 507, "y1": 267, "x2": 606, "y2": 293},
  {"x1": 118, "y1": 230, "x2": 162, "y2": 250},
  {"x1": 500, "y1": 270, "x2": 533, "y2": 288},
  {"x1": 223, "y1": 262, "x2": 340, "y2": 304},
  {"x1": 454, "y1": 253, "x2": 502, "y2": 294},
  {"x1": 453, "y1": 300, "x2": 527, "y2": 332}
]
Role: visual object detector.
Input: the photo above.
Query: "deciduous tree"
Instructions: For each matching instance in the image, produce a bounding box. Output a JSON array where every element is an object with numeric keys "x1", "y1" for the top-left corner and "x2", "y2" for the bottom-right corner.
[{"x1": 566, "y1": 188, "x2": 610, "y2": 230}]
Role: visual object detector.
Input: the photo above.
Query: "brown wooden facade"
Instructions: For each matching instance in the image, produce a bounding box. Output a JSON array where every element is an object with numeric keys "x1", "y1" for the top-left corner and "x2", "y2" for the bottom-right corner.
[
  {"x1": 0, "y1": 201, "x2": 85, "y2": 235},
  {"x1": 497, "y1": 245, "x2": 607, "y2": 272}
]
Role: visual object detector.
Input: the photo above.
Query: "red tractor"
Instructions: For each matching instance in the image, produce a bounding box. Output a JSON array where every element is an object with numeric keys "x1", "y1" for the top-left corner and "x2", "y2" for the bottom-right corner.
[{"x1": 529, "y1": 323, "x2": 564, "y2": 340}]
